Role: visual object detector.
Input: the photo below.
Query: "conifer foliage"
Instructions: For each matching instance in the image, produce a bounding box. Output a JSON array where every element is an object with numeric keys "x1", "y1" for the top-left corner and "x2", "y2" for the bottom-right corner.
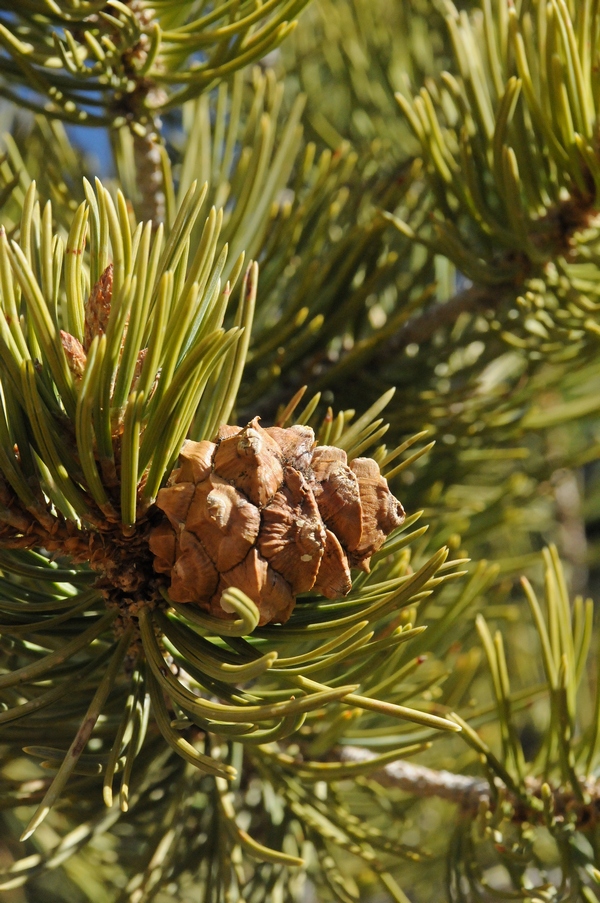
[{"x1": 1, "y1": 1, "x2": 600, "y2": 902}]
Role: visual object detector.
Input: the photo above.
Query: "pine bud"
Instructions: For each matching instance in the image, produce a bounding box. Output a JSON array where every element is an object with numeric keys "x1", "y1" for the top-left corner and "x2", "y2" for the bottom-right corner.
[
  {"x1": 60, "y1": 266, "x2": 153, "y2": 403},
  {"x1": 60, "y1": 330, "x2": 87, "y2": 381},
  {"x1": 149, "y1": 419, "x2": 405, "y2": 625},
  {"x1": 85, "y1": 263, "x2": 113, "y2": 351}
]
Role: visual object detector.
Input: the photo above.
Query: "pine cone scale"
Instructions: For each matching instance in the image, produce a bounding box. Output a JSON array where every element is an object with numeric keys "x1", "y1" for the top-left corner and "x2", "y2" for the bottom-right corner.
[
  {"x1": 175, "y1": 440, "x2": 215, "y2": 484},
  {"x1": 148, "y1": 521, "x2": 176, "y2": 574},
  {"x1": 170, "y1": 530, "x2": 218, "y2": 604},
  {"x1": 313, "y1": 528, "x2": 352, "y2": 598},
  {"x1": 214, "y1": 548, "x2": 295, "y2": 624},
  {"x1": 258, "y1": 466, "x2": 326, "y2": 594},
  {"x1": 185, "y1": 476, "x2": 261, "y2": 571},
  {"x1": 311, "y1": 446, "x2": 363, "y2": 551},
  {"x1": 155, "y1": 482, "x2": 195, "y2": 530},
  {"x1": 212, "y1": 419, "x2": 284, "y2": 507},
  {"x1": 348, "y1": 457, "x2": 406, "y2": 571}
]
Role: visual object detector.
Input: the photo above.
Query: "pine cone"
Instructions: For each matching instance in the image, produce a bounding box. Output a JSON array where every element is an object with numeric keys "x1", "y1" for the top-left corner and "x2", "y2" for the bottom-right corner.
[{"x1": 149, "y1": 419, "x2": 405, "y2": 626}]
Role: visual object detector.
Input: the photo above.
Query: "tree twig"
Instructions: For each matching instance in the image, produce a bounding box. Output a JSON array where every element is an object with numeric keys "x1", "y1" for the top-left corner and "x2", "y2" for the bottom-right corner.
[
  {"x1": 116, "y1": 1, "x2": 168, "y2": 226},
  {"x1": 131, "y1": 122, "x2": 166, "y2": 226},
  {"x1": 338, "y1": 746, "x2": 490, "y2": 811},
  {"x1": 338, "y1": 746, "x2": 600, "y2": 830}
]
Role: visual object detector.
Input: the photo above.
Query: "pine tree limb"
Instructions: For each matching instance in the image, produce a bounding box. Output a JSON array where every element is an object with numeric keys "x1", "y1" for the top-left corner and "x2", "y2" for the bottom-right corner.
[
  {"x1": 131, "y1": 122, "x2": 166, "y2": 226},
  {"x1": 339, "y1": 746, "x2": 600, "y2": 831},
  {"x1": 338, "y1": 745, "x2": 490, "y2": 810}
]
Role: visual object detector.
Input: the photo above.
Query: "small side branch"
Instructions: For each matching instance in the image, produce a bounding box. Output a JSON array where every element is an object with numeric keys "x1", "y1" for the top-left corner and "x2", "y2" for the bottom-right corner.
[
  {"x1": 339, "y1": 746, "x2": 490, "y2": 811},
  {"x1": 338, "y1": 746, "x2": 600, "y2": 830}
]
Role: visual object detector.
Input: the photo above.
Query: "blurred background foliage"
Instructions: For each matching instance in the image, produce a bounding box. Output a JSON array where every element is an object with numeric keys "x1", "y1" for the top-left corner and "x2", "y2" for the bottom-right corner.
[{"x1": 2, "y1": 0, "x2": 600, "y2": 901}]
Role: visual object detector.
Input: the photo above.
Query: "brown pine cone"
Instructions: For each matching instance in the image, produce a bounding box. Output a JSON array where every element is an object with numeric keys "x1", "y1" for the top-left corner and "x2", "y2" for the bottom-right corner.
[{"x1": 149, "y1": 418, "x2": 405, "y2": 626}]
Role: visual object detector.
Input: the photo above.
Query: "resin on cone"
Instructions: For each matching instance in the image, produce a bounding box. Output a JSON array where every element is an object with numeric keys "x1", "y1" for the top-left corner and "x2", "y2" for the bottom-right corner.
[{"x1": 149, "y1": 419, "x2": 405, "y2": 625}]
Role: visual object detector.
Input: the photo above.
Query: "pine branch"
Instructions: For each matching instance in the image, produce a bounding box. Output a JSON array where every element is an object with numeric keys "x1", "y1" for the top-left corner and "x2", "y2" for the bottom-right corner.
[
  {"x1": 338, "y1": 745, "x2": 490, "y2": 810},
  {"x1": 131, "y1": 123, "x2": 166, "y2": 225},
  {"x1": 254, "y1": 282, "x2": 508, "y2": 419},
  {"x1": 339, "y1": 746, "x2": 600, "y2": 831}
]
